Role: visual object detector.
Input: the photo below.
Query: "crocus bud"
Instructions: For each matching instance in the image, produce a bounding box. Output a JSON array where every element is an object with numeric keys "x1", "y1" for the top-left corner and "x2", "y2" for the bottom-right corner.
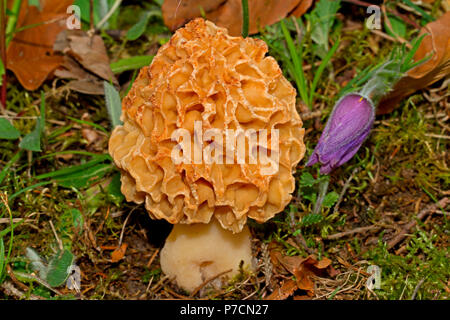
[{"x1": 306, "y1": 94, "x2": 375, "y2": 174}]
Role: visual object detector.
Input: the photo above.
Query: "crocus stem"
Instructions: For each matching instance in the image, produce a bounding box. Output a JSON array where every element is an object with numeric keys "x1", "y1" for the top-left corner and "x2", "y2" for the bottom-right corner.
[{"x1": 313, "y1": 178, "x2": 329, "y2": 215}]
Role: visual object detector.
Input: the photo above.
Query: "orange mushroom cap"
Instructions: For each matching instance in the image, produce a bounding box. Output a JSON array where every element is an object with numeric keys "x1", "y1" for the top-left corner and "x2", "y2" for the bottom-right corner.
[{"x1": 109, "y1": 18, "x2": 305, "y2": 233}]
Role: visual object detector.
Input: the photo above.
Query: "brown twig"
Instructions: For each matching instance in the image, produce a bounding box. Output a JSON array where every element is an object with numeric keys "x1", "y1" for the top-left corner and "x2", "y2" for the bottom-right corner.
[
  {"x1": 163, "y1": 286, "x2": 190, "y2": 300},
  {"x1": 388, "y1": 6, "x2": 420, "y2": 29},
  {"x1": 342, "y1": 0, "x2": 373, "y2": 7},
  {"x1": 387, "y1": 197, "x2": 449, "y2": 250},
  {"x1": 0, "y1": 218, "x2": 32, "y2": 224},
  {"x1": 333, "y1": 167, "x2": 359, "y2": 216},
  {"x1": 150, "y1": 275, "x2": 171, "y2": 294},
  {"x1": 0, "y1": 281, "x2": 42, "y2": 300},
  {"x1": 13, "y1": 271, "x2": 62, "y2": 296},
  {"x1": 118, "y1": 206, "x2": 139, "y2": 247},
  {"x1": 189, "y1": 269, "x2": 232, "y2": 297},
  {"x1": 370, "y1": 29, "x2": 401, "y2": 43},
  {"x1": 49, "y1": 220, "x2": 63, "y2": 252},
  {"x1": 288, "y1": 209, "x2": 316, "y2": 255},
  {"x1": 325, "y1": 225, "x2": 380, "y2": 240},
  {"x1": 411, "y1": 278, "x2": 425, "y2": 300},
  {"x1": 381, "y1": 5, "x2": 410, "y2": 47},
  {"x1": 146, "y1": 248, "x2": 160, "y2": 268},
  {"x1": 6, "y1": 264, "x2": 29, "y2": 292},
  {"x1": 261, "y1": 243, "x2": 273, "y2": 291},
  {"x1": 300, "y1": 110, "x2": 324, "y2": 120}
]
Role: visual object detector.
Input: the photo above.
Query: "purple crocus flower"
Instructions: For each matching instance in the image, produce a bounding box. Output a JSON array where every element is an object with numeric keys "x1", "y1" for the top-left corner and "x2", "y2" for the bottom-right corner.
[{"x1": 306, "y1": 94, "x2": 375, "y2": 174}]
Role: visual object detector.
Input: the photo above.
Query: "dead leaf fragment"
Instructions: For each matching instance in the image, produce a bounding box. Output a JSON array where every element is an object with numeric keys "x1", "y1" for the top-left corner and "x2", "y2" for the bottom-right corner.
[
  {"x1": 293, "y1": 256, "x2": 331, "y2": 292},
  {"x1": 111, "y1": 243, "x2": 128, "y2": 263},
  {"x1": 53, "y1": 30, "x2": 117, "y2": 94},
  {"x1": 378, "y1": 11, "x2": 450, "y2": 114},
  {"x1": 269, "y1": 250, "x2": 333, "y2": 298},
  {"x1": 82, "y1": 128, "x2": 100, "y2": 145},
  {"x1": 64, "y1": 33, "x2": 117, "y2": 83},
  {"x1": 291, "y1": 0, "x2": 313, "y2": 17},
  {"x1": 6, "y1": 0, "x2": 74, "y2": 91},
  {"x1": 162, "y1": 0, "x2": 314, "y2": 36},
  {"x1": 265, "y1": 279, "x2": 298, "y2": 300}
]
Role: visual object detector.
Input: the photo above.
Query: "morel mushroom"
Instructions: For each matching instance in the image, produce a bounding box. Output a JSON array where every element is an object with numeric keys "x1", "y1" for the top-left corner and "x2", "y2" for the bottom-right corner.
[{"x1": 109, "y1": 18, "x2": 305, "y2": 293}]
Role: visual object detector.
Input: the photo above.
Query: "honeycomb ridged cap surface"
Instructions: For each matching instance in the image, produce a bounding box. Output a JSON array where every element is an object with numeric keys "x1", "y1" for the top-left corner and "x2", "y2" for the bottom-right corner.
[{"x1": 109, "y1": 18, "x2": 305, "y2": 233}]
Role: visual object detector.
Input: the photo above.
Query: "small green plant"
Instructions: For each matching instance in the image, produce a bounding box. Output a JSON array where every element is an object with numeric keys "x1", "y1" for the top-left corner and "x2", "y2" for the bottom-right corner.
[
  {"x1": 298, "y1": 172, "x2": 339, "y2": 210},
  {"x1": 25, "y1": 247, "x2": 76, "y2": 288},
  {"x1": 0, "y1": 91, "x2": 46, "y2": 152},
  {"x1": 286, "y1": 172, "x2": 340, "y2": 241}
]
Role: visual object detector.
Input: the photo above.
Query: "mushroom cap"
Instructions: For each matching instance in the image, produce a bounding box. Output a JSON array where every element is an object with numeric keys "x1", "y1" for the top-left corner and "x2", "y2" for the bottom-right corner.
[{"x1": 109, "y1": 18, "x2": 305, "y2": 233}]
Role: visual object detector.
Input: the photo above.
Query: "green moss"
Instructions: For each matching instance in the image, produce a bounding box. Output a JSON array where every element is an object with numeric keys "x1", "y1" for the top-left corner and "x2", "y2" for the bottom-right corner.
[{"x1": 366, "y1": 228, "x2": 449, "y2": 300}]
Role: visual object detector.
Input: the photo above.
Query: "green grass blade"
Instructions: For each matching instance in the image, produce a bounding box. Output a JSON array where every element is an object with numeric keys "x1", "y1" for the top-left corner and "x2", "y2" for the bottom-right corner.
[
  {"x1": 401, "y1": 33, "x2": 427, "y2": 72},
  {"x1": 0, "y1": 219, "x2": 25, "y2": 238},
  {"x1": 67, "y1": 116, "x2": 109, "y2": 134},
  {"x1": 5, "y1": 0, "x2": 22, "y2": 46},
  {"x1": 0, "y1": 195, "x2": 14, "y2": 283},
  {"x1": 39, "y1": 91, "x2": 45, "y2": 134},
  {"x1": 126, "y1": 10, "x2": 160, "y2": 41},
  {"x1": 55, "y1": 163, "x2": 113, "y2": 189},
  {"x1": 38, "y1": 150, "x2": 102, "y2": 161},
  {"x1": 280, "y1": 20, "x2": 309, "y2": 108},
  {"x1": 241, "y1": 0, "x2": 249, "y2": 38},
  {"x1": 401, "y1": 0, "x2": 434, "y2": 23},
  {"x1": 0, "y1": 238, "x2": 5, "y2": 282},
  {"x1": 125, "y1": 69, "x2": 139, "y2": 95},
  {"x1": 0, "y1": 58, "x2": 4, "y2": 86},
  {"x1": 5, "y1": 181, "x2": 52, "y2": 204},
  {"x1": 0, "y1": 151, "x2": 22, "y2": 185},
  {"x1": 309, "y1": 38, "x2": 339, "y2": 106},
  {"x1": 34, "y1": 154, "x2": 111, "y2": 180},
  {"x1": 110, "y1": 55, "x2": 154, "y2": 74}
]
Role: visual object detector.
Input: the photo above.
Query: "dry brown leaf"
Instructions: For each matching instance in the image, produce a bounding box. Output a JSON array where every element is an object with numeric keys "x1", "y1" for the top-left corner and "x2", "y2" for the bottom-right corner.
[
  {"x1": 63, "y1": 33, "x2": 117, "y2": 83},
  {"x1": 162, "y1": 0, "x2": 314, "y2": 36},
  {"x1": 291, "y1": 0, "x2": 313, "y2": 17},
  {"x1": 315, "y1": 256, "x2": 332, "y2": 269},
  {"x1": 53, "y1": 56, "x2": 105, "y2": 95},
  {"x1": 294, "y1": 256, "x2": 331, "y2": 292},
  {"x1": 111, "y1": 243, "x2": 127, "y2": 263},
  {"x1": 378, "y1": 11, "x2": 450, "y2": 114},
  {"x1": 162, "y1": 0, "x2": 223, "y2": 31},
  {"x1": 6, "y1": 0, "x2": 74, "y2": 91},
  {"x1": 65, "y1": 79, "x2": 106, "y2": 95},
  {"x1": 265, "y1": 279, "x2": 297, "y2": 300},
  {"x1": 53, "y1": 30, "x2": 117, "y2": 94},
  {"x1": 273, "y1": 253, "x2": 332, "y2": 294},
  {"x1": 82, "y1": 128, "x2": 100, "y2": 145}
]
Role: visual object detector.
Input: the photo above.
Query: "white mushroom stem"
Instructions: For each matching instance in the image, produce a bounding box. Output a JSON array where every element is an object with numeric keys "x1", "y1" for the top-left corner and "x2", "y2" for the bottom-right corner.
[{"x1": 160, "y1": 219, "x2": 255, "y2": 293}]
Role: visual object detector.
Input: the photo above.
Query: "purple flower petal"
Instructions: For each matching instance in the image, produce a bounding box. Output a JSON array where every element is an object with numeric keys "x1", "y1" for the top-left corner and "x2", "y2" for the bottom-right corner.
[{"x1": 306, "y1": 94, "x2": 374, "y2": 174}]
